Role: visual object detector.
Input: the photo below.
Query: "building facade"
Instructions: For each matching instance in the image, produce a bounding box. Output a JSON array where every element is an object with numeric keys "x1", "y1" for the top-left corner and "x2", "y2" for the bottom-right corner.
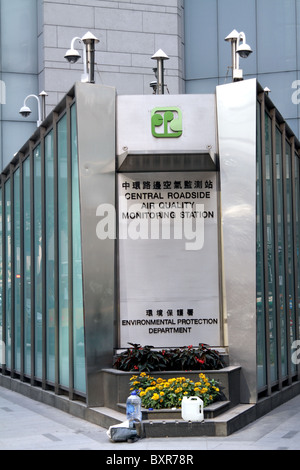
[
  {"x1": 0, "y1": 0, "x2": 184, "y2": 169},
  {"x1": 184, "y1": 0, "x2": 300, "y2": 138},
  {"x1": 3, "y1": 0, "x2": 300, "y2": 169},
  {"x1": 0, "y1": 77, "x2": 299, "y2": 419},
  {"x1": 0, "y1": 0, "x2": 300, "y2": 432}
]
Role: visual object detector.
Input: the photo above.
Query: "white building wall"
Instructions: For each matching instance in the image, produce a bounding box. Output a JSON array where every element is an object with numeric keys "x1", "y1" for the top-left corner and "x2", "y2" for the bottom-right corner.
[{"x1": 40, "y1": 0, "x2": 185, "y2": 114}]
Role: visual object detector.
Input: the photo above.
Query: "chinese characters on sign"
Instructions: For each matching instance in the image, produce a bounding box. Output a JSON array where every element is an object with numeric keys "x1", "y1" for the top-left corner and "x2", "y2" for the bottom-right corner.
[{"x1": 118, "y1": 172, "x2": 220, "y2": 348}]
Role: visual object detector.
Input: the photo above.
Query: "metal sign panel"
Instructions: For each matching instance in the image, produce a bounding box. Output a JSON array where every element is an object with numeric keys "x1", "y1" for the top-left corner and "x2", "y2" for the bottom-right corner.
[
  {"x1": 118, "y1": 171, "x2": 220, "y2": 348},
  {"x1": 117, "y1": 94, "x2": 217, "y2": 158}
]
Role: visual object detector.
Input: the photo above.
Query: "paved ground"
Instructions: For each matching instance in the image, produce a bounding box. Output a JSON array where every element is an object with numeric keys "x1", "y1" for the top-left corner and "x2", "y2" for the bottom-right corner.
[{"x1": 0, "y1": 386, "x2": 299, "y2": 451}]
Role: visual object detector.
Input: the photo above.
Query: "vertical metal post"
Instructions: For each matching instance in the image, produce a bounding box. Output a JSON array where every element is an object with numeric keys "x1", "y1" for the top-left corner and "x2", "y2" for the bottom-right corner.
[
  {"x1": 53, "y1": 112, "x2": 60, "y2": 395},
  {"x1": 19, "y1": 154, "x2": 24, "y2": 381},
  {"x1": 39, "y1": 92, "x2": 48, "y2": 122},
  {"x1": 1, "y1": 174, "x2": 6, "y2": 375},
  {"x1": 270, "y1": 108, "x2": 282, "y2": 391},
  {"x1": 66, "y1": 96, "x2": 74, "y2": 399},
  {"x1": 281, "y1": 123, "x2": 293, "y2": 385},
  {"x1": 29, "y1": 140, "x2": 35, "y2": 385},
  {"x1": 40, "y1": 127, "x2": 46, "y2": 390},
  {"x1": 10, "y1": 164, "x2": 15, "y2": 377},
  {"x1": 260, "y1": 95, "x2": 272, "y2": 396},
  {"x1": 151, "y1": 50, "x2": 169, "y2": 95},
  {"x1": 82, "y1": 32, "x2": 99, "y2": 84}
]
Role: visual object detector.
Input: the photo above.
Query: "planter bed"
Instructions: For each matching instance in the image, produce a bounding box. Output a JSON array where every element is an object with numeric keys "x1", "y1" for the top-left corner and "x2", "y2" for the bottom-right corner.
[{"x1": 100, "y1": 366, "x2": 241, "y2": 412}]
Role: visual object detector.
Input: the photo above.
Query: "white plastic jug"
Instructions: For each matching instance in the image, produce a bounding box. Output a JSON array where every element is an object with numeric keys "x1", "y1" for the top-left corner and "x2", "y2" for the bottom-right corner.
[{"x1": 181, "y1": 396, "x2": 204, "y2": 422}]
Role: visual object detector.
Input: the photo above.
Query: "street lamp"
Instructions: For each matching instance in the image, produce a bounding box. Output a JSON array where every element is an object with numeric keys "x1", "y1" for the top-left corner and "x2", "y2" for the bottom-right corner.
[
  {"x1": 19, "y1": 91, "x2": 48, "y2": 127},
  {"x1": 151, "y1": 49, "x2": 169, "y2": 94},
  {"x1": 225, "y1": 30, "x2": 252, "y2": 81},
  {"x1": 64, "y1": 31, "x2": 99, "y2": 83}
]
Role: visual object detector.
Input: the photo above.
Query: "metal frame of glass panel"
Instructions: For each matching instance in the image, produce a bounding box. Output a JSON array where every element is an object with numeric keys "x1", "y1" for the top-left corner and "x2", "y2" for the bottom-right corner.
[
  {"x1": 0, "y1": 87, "x2": 86, "y2": 400},
  {"x1": 257, "y1": 85, "x2": 300, "y2": 396}
]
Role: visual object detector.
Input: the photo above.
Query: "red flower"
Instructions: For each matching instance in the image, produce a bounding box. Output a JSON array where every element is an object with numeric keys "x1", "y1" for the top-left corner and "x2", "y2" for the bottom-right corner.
[{"x1": 196, "y1": 357, "x2": 205, "y2": 364}]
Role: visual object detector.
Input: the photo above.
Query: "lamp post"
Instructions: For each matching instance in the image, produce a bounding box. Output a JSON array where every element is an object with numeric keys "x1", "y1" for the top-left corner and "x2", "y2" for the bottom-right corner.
[
  {"x1": 225, "y1": 30, "x2": 252, "y2": 82},
  {"x1": 64, "y1": 31, "x2": 99, "y2": 83},
  {"x1": 19, "y1": 91, "x2": 48, "y2": 127},
  {"x1": 151, "y1": 49, "x2": 169, "y2": 95}
]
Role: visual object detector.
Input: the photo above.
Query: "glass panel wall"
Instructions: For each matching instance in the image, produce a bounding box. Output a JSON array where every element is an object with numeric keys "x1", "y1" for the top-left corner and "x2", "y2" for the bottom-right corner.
[
  {"x1": 0, "y1": 93, "x2": 86, "y2": 400},
  {"x1": 275, "y1": 127, "x2": 287, "y2": 378},
  {"x1": 0, "y1": 189, "x2": 2, "y2": 366},
  {"x1": 57, "y1": 114, "x2": 69, "y2": 388},
  {"x1": 295, "y1": 155, "x2": 300, "y2": 340},
  {"x1": 45, "y1": 131, "x2": 55, "y2": 383},
  {"x1": 13, "y1": 168, "x2": 21, "y2": 372},
  {"x1": 257, "y1": 91, "x2": 300, "y2": 395},
  {"x1": 34, "y1": 145, "x2": 42, "y2": 379},
  {"x1": 71, "y1": 104, "x2": 85, "y2": 394},
  {"x1": 285, "y1": 141, "x2": 296, "y2": 373},
  {"x1": 295, "y1": 155, "x2": 300, "y2": 342},
  {"x1": 23, "y1": 157, "x2": 31, "y2": 375},
  {"x1": 256, "y1": 102, "x2": 267, "y2": 388},
  {"x1": 5, "y1": 179, "x2": 11, "y2": 369},
  {"x1": 265, "y1": 111, "x2": 278, "y2": 383}
]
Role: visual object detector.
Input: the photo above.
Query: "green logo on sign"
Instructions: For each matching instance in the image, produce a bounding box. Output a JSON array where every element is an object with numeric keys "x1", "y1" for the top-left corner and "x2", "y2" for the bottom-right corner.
[{"x1": 151, "y1": 107, "x2": 183, "y2": 138}]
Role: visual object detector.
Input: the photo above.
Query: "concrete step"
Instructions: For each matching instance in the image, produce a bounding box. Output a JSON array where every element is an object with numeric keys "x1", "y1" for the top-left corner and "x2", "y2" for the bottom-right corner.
[
  {"x1": 141, "y1": 403, "x2": 256, "y2": 438},
  {"x1": 87, "y1": 402, "x2": 256, "y2": 437},
  {"x1": 117, "y1": 400, "x2": 231, "y2": 420}
]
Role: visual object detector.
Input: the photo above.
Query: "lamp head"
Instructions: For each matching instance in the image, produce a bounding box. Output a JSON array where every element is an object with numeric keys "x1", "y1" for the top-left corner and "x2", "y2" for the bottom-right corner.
[
  {"x1": 236, "y1": 32, "x2": 253, "y2": 58},
  {"x1": 236, "y1": 42, "x2": 252, "y2": 58},
  {"x1": 64, "y1": 48, "x2": 81, "y2": 64},
  {"x1": 19, "y1": 105, "x2": 32, "y2": 118}
]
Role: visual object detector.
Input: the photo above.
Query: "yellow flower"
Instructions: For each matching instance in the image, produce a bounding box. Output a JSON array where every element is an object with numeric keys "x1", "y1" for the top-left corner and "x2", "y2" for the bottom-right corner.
[
  {"x1": 194, "y1": 387, "x2": 200, "y2": 392},
  {"x1": 140, "y1": 391, "x2": 146, "y2": 397},
  {"x1": 183, "y1": 391, "x2": 188, "y2": 395},
  {"x1": 160, "y1": 391, "x2": 165, "y2": 397},
  {"x1": 140, "y1": 372, "x2": 147, "y2": 377},
  {"x1": 152, "y1": 393, "x2": 160, "y2": 401}
]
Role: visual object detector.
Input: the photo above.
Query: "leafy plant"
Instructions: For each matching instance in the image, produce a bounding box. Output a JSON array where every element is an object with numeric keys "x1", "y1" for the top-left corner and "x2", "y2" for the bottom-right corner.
[
  {"x1": 129, "y1": 372, "x2": 221, "y2": 409},
  {"x1": 113, "y1": 343, "x2": 168, "y2": 372},
  {"x1": 113, "y1": 343, "x2": 225, "y2": 372}
]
